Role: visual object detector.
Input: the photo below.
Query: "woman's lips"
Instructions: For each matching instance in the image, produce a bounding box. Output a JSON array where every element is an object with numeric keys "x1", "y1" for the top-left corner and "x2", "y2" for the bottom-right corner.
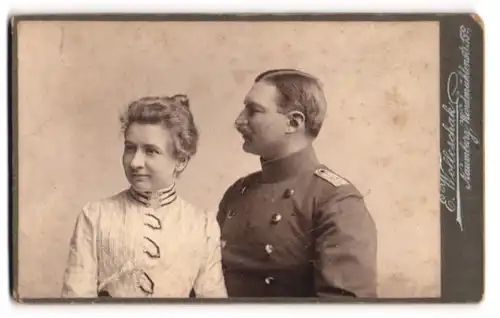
[{"x1": 132, "y1": 174, "x2": 149, "y2": 178}]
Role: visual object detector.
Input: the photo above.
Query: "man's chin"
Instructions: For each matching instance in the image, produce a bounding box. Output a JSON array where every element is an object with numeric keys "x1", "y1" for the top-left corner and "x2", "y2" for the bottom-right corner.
[{"x1": 242, "y1": 141, "x2": 258, "y2": 155}]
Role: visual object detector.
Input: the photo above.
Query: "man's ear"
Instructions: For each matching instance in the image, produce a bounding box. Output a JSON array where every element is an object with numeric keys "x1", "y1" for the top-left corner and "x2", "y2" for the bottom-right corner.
[{"x1": 286, "y1": 111, "x2": 306, "y2": 133}]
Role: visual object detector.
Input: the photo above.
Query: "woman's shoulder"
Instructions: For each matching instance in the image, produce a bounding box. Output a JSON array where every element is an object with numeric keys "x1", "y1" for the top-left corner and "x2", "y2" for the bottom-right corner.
[
  {"x1": 176, "y1": 197, "x2": 218, "y2": 230},
  {"x1": 176, "y1": 196, "x2": 207, "y2": 218},
  {"x1": 80, "y1": 189, "x2": 129, "y2": 216}
]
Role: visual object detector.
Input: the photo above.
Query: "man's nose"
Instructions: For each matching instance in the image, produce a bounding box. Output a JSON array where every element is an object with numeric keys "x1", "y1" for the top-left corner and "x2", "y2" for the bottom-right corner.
[{"x1": 234, "y1": 111, "x2": 247, "y2": 129}]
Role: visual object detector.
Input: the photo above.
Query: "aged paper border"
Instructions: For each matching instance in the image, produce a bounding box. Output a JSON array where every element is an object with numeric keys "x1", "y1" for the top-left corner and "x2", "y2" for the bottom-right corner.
[{"x1": 8, "y1": 13, "x2": 484, "y2": 304}]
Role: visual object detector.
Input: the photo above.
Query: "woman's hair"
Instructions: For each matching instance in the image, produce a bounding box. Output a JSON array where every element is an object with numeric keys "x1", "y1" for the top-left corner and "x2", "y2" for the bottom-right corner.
[{"x1": 119, "y1": 94, "x2": 199, "y2": 161}]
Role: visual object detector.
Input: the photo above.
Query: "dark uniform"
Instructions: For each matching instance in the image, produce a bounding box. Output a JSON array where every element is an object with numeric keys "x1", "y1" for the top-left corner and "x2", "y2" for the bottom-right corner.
[{"x1": 217, "y1": 145, "x2": 377, "y2": 298}]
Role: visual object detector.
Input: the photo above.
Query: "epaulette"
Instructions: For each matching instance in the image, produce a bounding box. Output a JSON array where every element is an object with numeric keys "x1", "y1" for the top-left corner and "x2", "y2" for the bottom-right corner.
[{"x1": 314, "y1": 167, "x2": 349, "y2": 187}]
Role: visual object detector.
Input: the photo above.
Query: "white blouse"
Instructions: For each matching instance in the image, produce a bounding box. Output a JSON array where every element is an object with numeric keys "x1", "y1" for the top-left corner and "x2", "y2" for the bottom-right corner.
[{"x1": 61, "y1": 185, "x2": 228, "y2": 298}]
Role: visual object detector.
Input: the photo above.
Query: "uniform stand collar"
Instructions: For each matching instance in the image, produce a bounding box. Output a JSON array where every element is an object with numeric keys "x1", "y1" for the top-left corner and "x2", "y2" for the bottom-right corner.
[
  {"x1": 260, "y1": 144, "x2": 319, "y2": 183},
  {"x1": 128, "y1": 183, "x2": 177, "y2": 209}
]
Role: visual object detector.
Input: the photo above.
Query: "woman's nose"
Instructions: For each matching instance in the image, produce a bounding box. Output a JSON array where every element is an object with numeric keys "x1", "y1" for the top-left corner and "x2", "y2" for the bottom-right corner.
[{"x1": 130, "y1": 151, "x2": 145, "y2": 168}]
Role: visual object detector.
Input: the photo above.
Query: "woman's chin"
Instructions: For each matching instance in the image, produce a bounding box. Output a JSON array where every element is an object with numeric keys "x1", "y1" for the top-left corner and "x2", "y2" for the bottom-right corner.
[{"x1": 130, "y1": 181, "x2": 152, "y2": 192}]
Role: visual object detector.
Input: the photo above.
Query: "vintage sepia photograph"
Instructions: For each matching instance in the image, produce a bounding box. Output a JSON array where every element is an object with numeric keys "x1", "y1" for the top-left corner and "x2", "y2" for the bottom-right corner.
[{"x1": 10, "y1": 15, "x2": 482, "y2": 302}]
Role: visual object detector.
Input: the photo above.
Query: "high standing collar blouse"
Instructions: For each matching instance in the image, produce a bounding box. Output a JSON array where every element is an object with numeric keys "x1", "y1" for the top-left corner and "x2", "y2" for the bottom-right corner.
[{"x1": 61, "y1": 187, "x2": 227, "y2": 298}]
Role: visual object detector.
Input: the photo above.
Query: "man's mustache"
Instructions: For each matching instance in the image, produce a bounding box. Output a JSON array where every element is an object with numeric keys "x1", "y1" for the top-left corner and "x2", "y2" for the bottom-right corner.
[{"x1": 235, "y1": 125, "x2": 251, "y2": 136}]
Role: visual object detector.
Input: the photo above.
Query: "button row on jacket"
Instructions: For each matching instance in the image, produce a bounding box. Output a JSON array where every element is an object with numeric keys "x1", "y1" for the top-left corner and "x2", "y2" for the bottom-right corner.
[{"x1": 228, "y1": 187, "x2": 296, "y2": 288}]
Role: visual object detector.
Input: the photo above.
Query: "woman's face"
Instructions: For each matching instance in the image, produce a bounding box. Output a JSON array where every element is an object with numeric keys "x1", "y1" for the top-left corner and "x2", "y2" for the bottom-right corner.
[{"x1": 122, "y1": 122, "x2": 179, "y2": 192}]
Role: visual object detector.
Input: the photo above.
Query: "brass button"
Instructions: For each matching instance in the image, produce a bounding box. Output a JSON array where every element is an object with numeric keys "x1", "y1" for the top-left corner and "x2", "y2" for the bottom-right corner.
[
  {"x1": 265, "y1": 244, "x2": 274, "y2": 255},
  {"x1": 271, "y1": 213, "x2": 282, "y2": 224},
  {"x1": 221, "y1": 240, "x2": 227, "y2": 248},
  {"x1": 264, "y1": 276, "x2": 274, "y2": 285},
  {"x1": 283, "y1": 188, "x2": 294, "y2": 198},
  {"x1": 227, "y1": 210, "x2": 236, "y2": 219},
  {"x1": 240, "y1": 186, "x2": 248, "y2": 194}
]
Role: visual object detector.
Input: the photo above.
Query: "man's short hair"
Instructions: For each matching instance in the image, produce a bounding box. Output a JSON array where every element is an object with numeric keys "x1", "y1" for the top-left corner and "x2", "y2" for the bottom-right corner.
[{"x1": 255, "y1": 69, "x2": 327, "y2": 138}]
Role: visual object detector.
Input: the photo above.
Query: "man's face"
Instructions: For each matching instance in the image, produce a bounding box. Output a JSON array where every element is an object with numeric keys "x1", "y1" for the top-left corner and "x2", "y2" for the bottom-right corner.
[{"x1": 235, "y1": 81, "x2": 289, "y2": 158}]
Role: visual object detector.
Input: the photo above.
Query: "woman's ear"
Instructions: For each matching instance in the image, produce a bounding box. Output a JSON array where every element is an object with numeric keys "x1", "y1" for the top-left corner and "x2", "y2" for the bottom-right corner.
[
  {"x1": 286, "y1": 111, "x2": 306, "y2": 133},
  {"x1": 174, "y1": 157, "x2": 190, "y2": 176}
]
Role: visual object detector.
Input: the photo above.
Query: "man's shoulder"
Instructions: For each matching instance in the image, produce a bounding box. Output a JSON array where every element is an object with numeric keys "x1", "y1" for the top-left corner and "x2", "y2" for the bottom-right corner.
[
  {"x1": 313, "y1": 165, "x2": 349, "y2": 186},
  {"x1": 310, "y1": 166, "x2": 374, "y2": 225},
  {"x1": 310, "y1": 165, "x2": 363, "y2": 199},
  {"x1": 222, "y1": 171, "x2": 261, "y2": 195}
]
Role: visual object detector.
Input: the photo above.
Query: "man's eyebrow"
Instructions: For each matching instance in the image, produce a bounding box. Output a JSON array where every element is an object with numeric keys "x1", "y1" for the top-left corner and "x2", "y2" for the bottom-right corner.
[{"x1": 245, "y1": 100, "x2": 265, "y2": 110}]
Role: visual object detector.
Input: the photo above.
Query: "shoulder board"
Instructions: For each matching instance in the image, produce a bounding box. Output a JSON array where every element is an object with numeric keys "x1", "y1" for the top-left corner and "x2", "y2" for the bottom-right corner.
[{"x1": 314, "y1": 168, "x2": 349, "y2": 187}]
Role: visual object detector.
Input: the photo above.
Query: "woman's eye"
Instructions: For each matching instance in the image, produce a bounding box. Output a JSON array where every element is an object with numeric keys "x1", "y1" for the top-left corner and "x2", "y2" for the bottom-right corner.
[{"x1": 145, "y1": 148, "x2": 158, "y2": 155}]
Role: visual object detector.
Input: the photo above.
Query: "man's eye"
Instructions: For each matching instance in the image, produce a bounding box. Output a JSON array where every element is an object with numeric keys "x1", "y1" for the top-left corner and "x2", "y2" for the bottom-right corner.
[{"x1": 124, "y1": 145, "x2": 135, "y2": 152}]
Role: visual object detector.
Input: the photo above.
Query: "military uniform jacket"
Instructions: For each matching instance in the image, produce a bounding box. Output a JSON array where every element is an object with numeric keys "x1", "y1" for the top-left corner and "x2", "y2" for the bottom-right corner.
[{"x1": 217, "y1": 145, "x2": 377, "y2": 298}]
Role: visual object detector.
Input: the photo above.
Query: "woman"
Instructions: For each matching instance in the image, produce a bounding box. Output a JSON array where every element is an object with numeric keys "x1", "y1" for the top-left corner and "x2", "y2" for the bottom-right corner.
[{"x1": 61, "y1": 94, "x2": 227, "y2": 298}]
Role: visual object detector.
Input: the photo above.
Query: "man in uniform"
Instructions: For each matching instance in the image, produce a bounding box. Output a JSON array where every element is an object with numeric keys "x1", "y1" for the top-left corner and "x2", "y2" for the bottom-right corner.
[{"x1": 216, "y1": 68, "x2": 377, "y2": 298}]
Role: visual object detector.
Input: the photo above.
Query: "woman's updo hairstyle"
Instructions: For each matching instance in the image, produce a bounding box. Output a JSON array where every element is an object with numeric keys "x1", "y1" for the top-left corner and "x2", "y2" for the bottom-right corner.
[{"x1": 119, "y1": 94, "x2": 199, "y2": 161}]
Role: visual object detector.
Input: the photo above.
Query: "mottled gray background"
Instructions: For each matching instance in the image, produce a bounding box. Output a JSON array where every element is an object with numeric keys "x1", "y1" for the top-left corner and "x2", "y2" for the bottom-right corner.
[{"x1": 16, "y1": 20, "x2": 440, "y2": 298}]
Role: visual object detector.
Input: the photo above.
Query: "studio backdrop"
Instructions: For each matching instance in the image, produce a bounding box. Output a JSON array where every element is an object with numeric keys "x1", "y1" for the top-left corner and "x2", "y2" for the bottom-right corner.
[{"x1": 16, "y1": 20, "x2": 440, "y2": 298}]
